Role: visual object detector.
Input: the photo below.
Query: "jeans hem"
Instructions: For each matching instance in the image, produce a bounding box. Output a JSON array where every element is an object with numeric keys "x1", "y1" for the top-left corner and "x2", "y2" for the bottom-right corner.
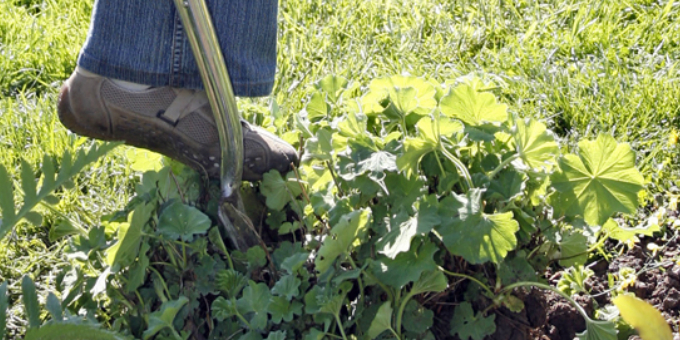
[{"x1": 77, "y1": 52, "x2": 274, "y2": 97}]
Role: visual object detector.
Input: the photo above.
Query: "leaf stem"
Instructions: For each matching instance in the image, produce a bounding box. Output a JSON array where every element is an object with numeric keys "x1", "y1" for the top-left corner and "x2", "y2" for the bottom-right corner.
[
  {"x1": 345, "y1": 255, "x2": 365, "y2": 308},
  {"x1": 439, "y1": 147, "x2": 473, "y2": 191},
  {"x1": 325, "y1": 160, "x2": 345, "y2": 197},
  {"x1": 434, "y1": 151, "x2": 447, "y2": 178},
  {"x1": 349, "y1": 256, "x2": 394, "y2": 303},
  {"x1": 231, "y1": 297, "x2": 252, "y2": 329},
  {"x1": 395, "y1": 290, "x2": 415, "y2": 336},
  {"x1": 438, "y1": 266, "x2": 494, "y2": 297},
  {"x1": 389, "y1": 327, "x2": 402, "y2": 340},
  {"x1": 488, "y1": 154, "x2": 519, "y2": 179},
  {"x1": 499, "y1": 281, "x2": 593, "y2": 322},
  {"x1": 334, "y1": 313, "x2": 348, "y2": 340}
]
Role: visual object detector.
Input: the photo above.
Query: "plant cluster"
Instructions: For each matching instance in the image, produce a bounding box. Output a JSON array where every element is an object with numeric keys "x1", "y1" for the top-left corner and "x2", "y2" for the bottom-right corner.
[{"x1": 0, "y1": 75, "x2": 670, "y2": 340}]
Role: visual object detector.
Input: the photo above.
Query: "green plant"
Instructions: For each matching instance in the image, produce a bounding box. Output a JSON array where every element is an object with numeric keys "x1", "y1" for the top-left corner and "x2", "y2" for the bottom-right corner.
[
  {"x1": 1, "y1": 74, "x2": 654, "y2": 340},
  {"x1": 0, "y1": 142, "x2": 119, "y2": 241}
]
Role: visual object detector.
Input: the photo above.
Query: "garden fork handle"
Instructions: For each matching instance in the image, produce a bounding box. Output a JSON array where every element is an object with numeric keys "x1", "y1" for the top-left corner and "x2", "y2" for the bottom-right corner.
[{"x1": 173, "y1": 0, "x2": 259, "y2": 251}]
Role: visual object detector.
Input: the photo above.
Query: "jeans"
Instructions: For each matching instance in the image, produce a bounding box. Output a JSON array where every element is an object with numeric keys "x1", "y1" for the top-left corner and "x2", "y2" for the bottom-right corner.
[{"x1": 77, "y1": 0, "x2": 278, "y2": 97}]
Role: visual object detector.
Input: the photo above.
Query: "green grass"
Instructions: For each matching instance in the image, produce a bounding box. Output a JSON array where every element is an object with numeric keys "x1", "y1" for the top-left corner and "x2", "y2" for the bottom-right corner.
[{"x1": 0, "y1": 0, "x2": 679, "y2": 335}]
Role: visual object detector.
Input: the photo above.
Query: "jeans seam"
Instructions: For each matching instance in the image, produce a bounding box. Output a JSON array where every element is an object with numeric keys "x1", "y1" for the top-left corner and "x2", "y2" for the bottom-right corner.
[{"x1": 171, "y1": 12, "x2": 184, "y2": 87}]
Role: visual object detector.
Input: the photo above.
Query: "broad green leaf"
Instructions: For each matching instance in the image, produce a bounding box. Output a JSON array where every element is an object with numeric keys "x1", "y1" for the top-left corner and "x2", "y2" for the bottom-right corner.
[
  {"x1": 126, "y1": 242, "x2": 150, "y2": 293},
  {"x1": 48, "y1": 219, "x2": 86, "y2": 242},
  {"x1": 157, "y1": 201, "x2": 211, "y2": 241},
  {"x1": 497, "y1": 251, "x2": 537, "y2": 284},
  {"x1": 46, "y1": 293, "x2": 63, "y2": 322},
  {"x1": 317, "y1": 282, "x2": 352, "y2": 317},
  {"x1": 576, "y1": 319, "x2": 617, "y2": 340},
  {"x1": 613, "y1": 295, "x2": 672, "y2": 340},
  {"x1": 305, "y1": 91, "x2": 330, "y2": 121},
  {"x1": 355, "y1": 151, "x2": 397, "y2": 182},
  {"x1": 22, "y1": 276, "x2": 40, "y2": 329},
  {"x1": 106, "y1": 202, "x2": 153, "y2": 267},
  {"x1": 260, "y1": 171, "x2": 303, "y2": 211},
  {"x1": 437, "y1": 189, "x2": 519, "y2": 264},
  {"x1": 239, "y1": 332, "x2": 264, "y2": 340},
  {"x1": 440, "y1": 83, "x2": 508, "y2": 127},
  {"x1": 558, "y1": 230, "x2": 589, "y2": 267},
  {"x1": 304, "y1": 165, "x2": 334, "y2": 193},
  {"x1": 367, "y1": 302, "x2": 393, "y2": 339},
  {"x1": 211, "y1": 297, "x2": 238, "y2": 321},
  {"x1": 486, "y1": 170, "x2": 526, "y2": 202},
  {"x1": 245, "y1": 246, "x2": 267, "y2": 270},
  {"x1": 403, "y1": 301, "x2": 434, "y2": 334},
  {"x1": 315, "y1": 209, "x2": 371, "y2": 274},
  {"x1": 373, "y1": 238, "x2": 439, "y2": 289},
  {"x1": 0, "y1": 282, "x2": 7, "y2": 338},
  {"x1": 384, "y1": 172, "x2": 427, "y2": 209},
  {"x1": 397, "y1": 114, "x2": 463, "y2": 177},
  {"x1": 272, "y1": 275, "x2": 301, "y2": 301},
  {"x1": 449, "y1": 302, "x2": 496, "y2": 340},
  {"x1": 362, "y1": 75, "x2": 437, "y2": 116},
  {"x1": 410, "y1": 270, "x2": 448, "y2": 296},
  {"x1": 126, "y1": 148, "x2": 163, "y2": 172},
  {"x1": 602, "y1": 218, "x2": 660, "y2": 244},
  {"x1": 377, "y1": 214, "x2": 418, "y2": 259},
  {"x1": 25, "y1": 323, "x2": 129, "y2": 340},
  {"x1": 91, "y1": 267, "x2": 111, "y2": 298},
  {"x1": 316, "y1": 75, "x2": 348, "y2": 103},
  {"x1": 265, "y1": 331, "x2": 287, "y2": 340},
  {"x1": 397, "y1": 136, "x2": 433, "y2": 177},
  {"x1": 385, "y1": 86, "x2": 419, "y2": 120},
  {"x1": 512, "y1": 118, "x2": 558, "y2": 170},
  {"x1": 268, "y1": 296, "x2": 303, "y2": 324},
  {"x1": 237, "y1": 282, "x2": 272, "y2": 331},
  {"x1": 332, "y1": 269, "x2": 361, "y2": 285},
  {"x1": 143, "y1": 297, "x2": 189, "y2": 339},
  {"x1": 303, "y1": 328, "x2": 327, "y2": 340},
  {"x1": 551, "y1": 134, "x2": 645, "y2": 226},
  {"x1": 303, "y1": 128, "x2": 334, "y2": 162},
  {"x1": 280, "y1": 252, "x2": 310, "y2": 275}
]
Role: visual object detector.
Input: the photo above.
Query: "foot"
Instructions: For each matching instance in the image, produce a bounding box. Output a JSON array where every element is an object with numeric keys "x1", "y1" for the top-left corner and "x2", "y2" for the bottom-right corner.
[{"x1": 57, "y1": 68, "x2": 298, "y2": 181}]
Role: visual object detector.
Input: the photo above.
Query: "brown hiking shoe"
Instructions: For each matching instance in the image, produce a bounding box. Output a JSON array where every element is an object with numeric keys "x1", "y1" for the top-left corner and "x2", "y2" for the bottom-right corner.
[{"x1": 57, "y1": 68, "x2": 298, "y2": 181}]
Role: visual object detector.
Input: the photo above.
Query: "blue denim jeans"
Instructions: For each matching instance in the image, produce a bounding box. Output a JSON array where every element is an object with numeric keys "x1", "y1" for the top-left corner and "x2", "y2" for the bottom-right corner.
[{"x1": 77, "y1": 0, "x2": 277, "y2": 97}]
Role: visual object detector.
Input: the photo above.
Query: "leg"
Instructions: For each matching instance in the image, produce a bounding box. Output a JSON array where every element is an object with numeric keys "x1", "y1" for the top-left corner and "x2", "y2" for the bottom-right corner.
[{"x1": 58, "y1": 0, "x2": 297, "y2": 180}]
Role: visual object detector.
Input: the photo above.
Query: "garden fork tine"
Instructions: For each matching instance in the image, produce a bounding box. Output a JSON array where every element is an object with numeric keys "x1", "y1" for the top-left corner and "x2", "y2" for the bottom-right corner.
[{"x1": 173, "y1": 0, "x2": 259, "y2": 251}]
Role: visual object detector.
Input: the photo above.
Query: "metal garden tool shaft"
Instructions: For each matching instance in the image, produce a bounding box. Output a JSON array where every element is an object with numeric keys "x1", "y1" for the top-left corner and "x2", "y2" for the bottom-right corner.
[{"x1": 173, "y1": 0, "x2": 259, "y2": 251}]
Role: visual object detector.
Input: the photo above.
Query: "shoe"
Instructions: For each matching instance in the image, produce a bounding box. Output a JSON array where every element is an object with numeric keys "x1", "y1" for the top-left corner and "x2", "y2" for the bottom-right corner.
[{"x1": 57, "y1": 68, "x2": 298, "y2": 181}]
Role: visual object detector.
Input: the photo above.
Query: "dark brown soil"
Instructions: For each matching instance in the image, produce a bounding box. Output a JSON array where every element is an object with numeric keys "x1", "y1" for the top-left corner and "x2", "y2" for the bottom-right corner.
[
  {"x1": 468, "y1": 232, "x2": 678, "y2": 340},
  {"x1": 527, "y1": 231, "x2": 680, "y2": 340}
]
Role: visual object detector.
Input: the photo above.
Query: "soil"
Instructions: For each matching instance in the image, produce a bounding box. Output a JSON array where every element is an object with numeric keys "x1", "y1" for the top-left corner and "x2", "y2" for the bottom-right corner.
[
  {"x1": 528, "y1": 231, "x2": 680, "y2": 340},
  {"x1": 433, "y1": 228, "x2": 680, "y2": 339}
]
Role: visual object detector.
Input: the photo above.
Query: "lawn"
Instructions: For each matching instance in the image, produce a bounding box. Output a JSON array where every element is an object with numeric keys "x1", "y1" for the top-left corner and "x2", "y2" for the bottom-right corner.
[{"x1": 0, "y1": 0, "x2": 679, "y2": 339}]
